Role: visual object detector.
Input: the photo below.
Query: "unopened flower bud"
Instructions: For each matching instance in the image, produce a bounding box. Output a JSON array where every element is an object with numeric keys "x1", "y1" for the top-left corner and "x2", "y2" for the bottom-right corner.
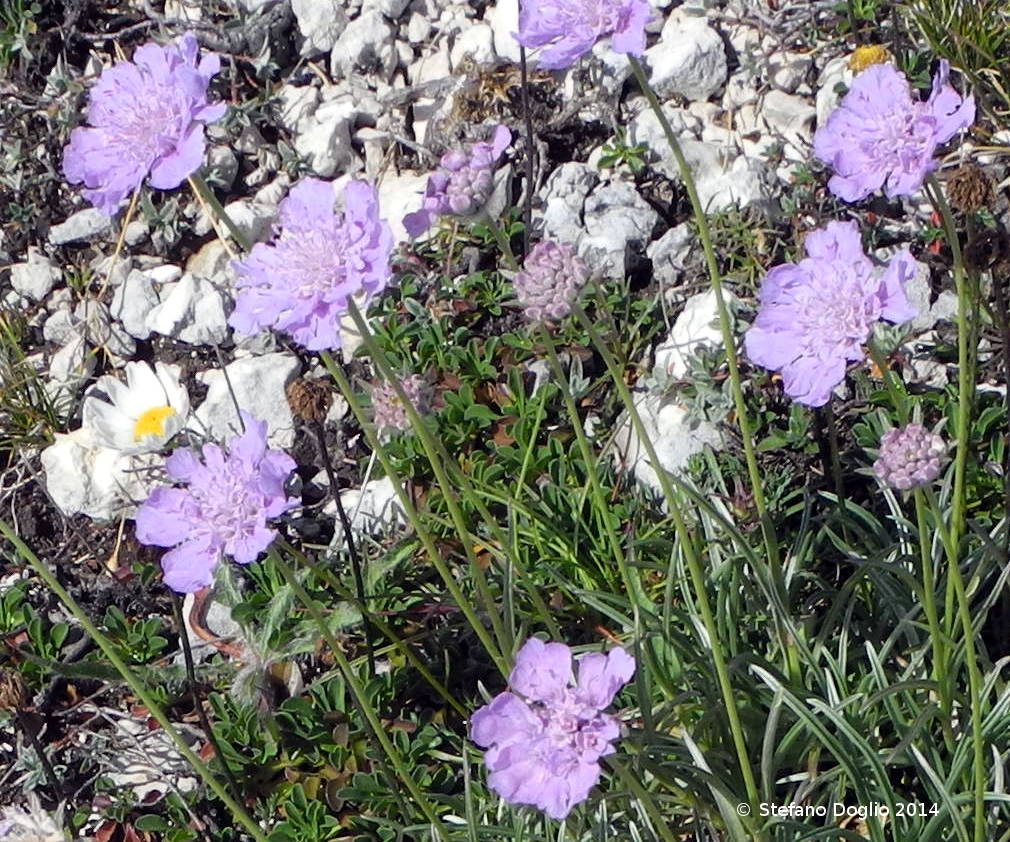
[
  {"x1": 873, "y1": 423, "x2": 946, "y2": 490},
  {"x1": 513, "y1": 241, "x2": 588, "y2": 322},
  {"x1": 371, "y1": 375, "x2": 433, "y2": 436}
]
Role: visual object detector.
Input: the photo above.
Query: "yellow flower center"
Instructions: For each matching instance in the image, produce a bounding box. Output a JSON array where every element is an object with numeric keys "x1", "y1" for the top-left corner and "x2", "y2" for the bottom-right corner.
[
  {"x1": 133, "y1": 405, "x2": 176, "y2": 441},
  {"x1": 848, "y1": 45, "x2": 890, "y2": 73}
]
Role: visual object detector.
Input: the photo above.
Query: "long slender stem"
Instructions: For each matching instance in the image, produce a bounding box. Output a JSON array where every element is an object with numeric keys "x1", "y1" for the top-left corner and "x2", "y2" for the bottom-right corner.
[
  {"x1": 626, "y1": 56, "x2": 794, "y2": 684},
  {"x1": 170, "y1": 592, "x2": 245, "y2": 803},
  {"x1": 267, "y1": 548, "x2": 450, "y2": 841},
  {"x1": 924, "y1": 173, "x2": 984, "y2": 842},
  {"x1": 570, "y1": 304, "x2": 761, "y2": 820},
  {"x1": 189, "y1": 171, "x2": 252, "y2": 252},
  {"x1": 346, "y1": 303, "x2": 512, "y2": 662},
  {"x1": 0, "y1": 520, "x2": 270, "y2": 842},
  {"x1": 320, "y1": 351, "x2": 511, "y2": 675},
  {"x1": 537, "y1": 323, "x2": 647, "y2": 623},
  {"x1": 910, "y1": 489, "x2": 952, "y2": 734}
]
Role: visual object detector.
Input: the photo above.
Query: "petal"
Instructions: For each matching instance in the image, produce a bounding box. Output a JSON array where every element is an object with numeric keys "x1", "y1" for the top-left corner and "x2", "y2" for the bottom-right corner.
[
  {"x1": 803, "y1": 221, "x2": 866, "y2": 265},
  {"x1": 781, "y1": 354, "x2": 847, "y2": 408},
  {"x1": 471, "y1": 692, "x2": 540, "y2": 748},
  {"x1": 149, "y1": 123, "x2": 205, "y2": 189},
  {"x1": 135, "y1": 487, "x2": 197, "y2": 546},
  {"x1": 160, "y1": 537, "x2": 219, "y2": 593},
  {"x1": 576, "y1": 648, "x2": 635, "y2": 709},
  {"x1": 875, "y1": 248, "x2": 919, "y2": 324},
  {"x1": 509, "y1": 638, "x2": 573, "y2": 703}
]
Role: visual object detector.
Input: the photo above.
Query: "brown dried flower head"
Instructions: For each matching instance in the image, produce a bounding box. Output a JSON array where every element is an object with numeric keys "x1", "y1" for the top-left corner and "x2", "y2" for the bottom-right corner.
[
  {"x1": 286, "y1": 378, "x2": 333, "y2": 424},
  {"x1": 946, "y1": 162, "x2": 994, "y2": 214},
  {"x1": 0, "y1": 667, "x2": 27, "y2": 711}
]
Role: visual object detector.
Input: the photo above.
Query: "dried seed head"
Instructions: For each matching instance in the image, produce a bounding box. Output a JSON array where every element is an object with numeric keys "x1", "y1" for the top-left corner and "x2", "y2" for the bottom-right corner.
[
  {"x1": 848, "y1": 44, "x2": 890, "y2": 73},
  {"x1": 873, "y1": 423, "x2": 947, "y2": 490},
  {"x1": 287, "y1": 378, "x2": 333, "y2": 424},
  {"x1": 946, "y1": 162, "x2": 994, "y2": 214},
  {"x1": 0, "y1": 667, "x2": 27, "y2": 711}
]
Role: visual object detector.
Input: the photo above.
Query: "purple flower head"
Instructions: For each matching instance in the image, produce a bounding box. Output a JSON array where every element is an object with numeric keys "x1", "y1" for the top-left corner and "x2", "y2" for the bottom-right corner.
[
  {"x1": 471, "y1": 637, "x2": 635, "y2": 820},
  {"x1": 63, "y1": 33, "x2": 226, "y2": 216},
  {"x1": 813, "y1": 60, "x2": 975, "y2": 202},
  {"x1": 513, "y1": 240, "x2": 588, "y2": 321},
  {"x1": 230, "y1": 179, "x2": 393, "y2": 351},
  {"x1": 873, "y1": 423, "x2": 947, "y2": 490},
  {"x1": 371, "y1": 374, "x2": 433, "y2": 437},
  {"x1": 135, "y1": 412, "x2": 297, "y2": 593},
  {"x1": 516, "y1": 0, "x2": 651, "y2": 70},
  {"x1": 403, "y1": 126, "x2": 512, "y2": 238},
  {"x1": 744, "y1": 221, "x2": 918, "y2": 407}
]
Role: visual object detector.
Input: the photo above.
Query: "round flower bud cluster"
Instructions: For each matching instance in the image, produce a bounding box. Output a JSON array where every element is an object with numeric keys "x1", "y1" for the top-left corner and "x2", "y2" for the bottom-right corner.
[
  {"x1": 513, "y1": 240, "x2": 589, "y2": 322},
  {"x1": 443, "y1": 157, "x2": 495, "y2": 216},
  {"x1": 371, "y1": 375, "x2": 433, "y2": 436},
  {"x1": 873, "y1": 423, "x2": 947, "y2": 490}
]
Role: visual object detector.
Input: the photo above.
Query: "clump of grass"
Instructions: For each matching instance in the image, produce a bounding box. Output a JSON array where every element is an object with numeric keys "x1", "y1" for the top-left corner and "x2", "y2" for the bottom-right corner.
[
  {"x1": 911, "y1": 0, "x2": 1010, "y2": 118},
  {"x1": 0, "y1": 308, "x2": 60, "y2": 457}
]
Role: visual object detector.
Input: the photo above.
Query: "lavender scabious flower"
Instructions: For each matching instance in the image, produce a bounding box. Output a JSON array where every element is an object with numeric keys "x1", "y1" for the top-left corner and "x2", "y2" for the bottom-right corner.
[
  {"x1": 874, "y1": 424, "x2": 946, "y2": 490},
  {"x1": 744, "y1": 221, "x2": 918, "y2": 408},
  {"x1": 371, "y1": 375, "x2": 433, "y2": 436},
  {"x1": 63, "y1": 33, "x2": 226, "y2": 216},
  {"x1": 516, "y1": 0, "x2": 651, "y2": 70},
  {"x1": 471, "y1": 638, "x2": 635, "y2": 820},
  {"x1": 513, "y1": 240, "x2": 588, "y2": 321},
  {"x1": 230, "y1": 179, "x2": 393, "y2": 351},
  {"x1": 135, "y1": 412, "x2": 297, "y2": 593},
  {"x1": 813, "y1": 60, "x2": 975, "y2": 202},
  {"x1": 403, "y1": 126, "x2": 511, "y2": 238}
]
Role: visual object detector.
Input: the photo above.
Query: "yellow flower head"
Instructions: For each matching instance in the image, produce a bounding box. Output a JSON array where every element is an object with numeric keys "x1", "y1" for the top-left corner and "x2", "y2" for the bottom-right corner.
[{"x1": 848, "y1": 44, "x2": 891, "y2": 73}]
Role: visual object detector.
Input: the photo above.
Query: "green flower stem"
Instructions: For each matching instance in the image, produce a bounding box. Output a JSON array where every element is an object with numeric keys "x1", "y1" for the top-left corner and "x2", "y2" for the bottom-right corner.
[
  {"x1": 189, "y1": 171, "x2": 252, "y2": 252},
  {"x1": 275, "y1": 538, "x2": 468, "y2": 717},
  {"x1": 924, "y1": 173, "x2": 985, "y2": 842},
  {"x1": 267, "y1": 547, "x2": 451, "y2": 841},
  {"x1": 864, "y1": 340, "x2": 909, "y2": 424},
  {"x1": 344, "y1": 303, "x2": 512, "y2": 660},
  {"x1": 0, "y1": 520, "x2": 270, "y2": 842},
  {"x1": 626, "y1": 55, "x2": 793, "y2": 682},
  {"x1": 536, "y1": 322, "x2": 649, "y2": 622},
  {"x1": 570, "y1": 303, "x2": 761, "y2": 822},
  {"x1": 319, "y1": 350, "x2": 511, "y2": 675},
  {"x1": 925, "y1": 174, "x2": 972, "y2": 558},
  {"x1": 911, "y1": 488, "x2": 952, "y2": 732},
  {"x1": 344, "y1": 298, "x2": 561, "y2": 639}
]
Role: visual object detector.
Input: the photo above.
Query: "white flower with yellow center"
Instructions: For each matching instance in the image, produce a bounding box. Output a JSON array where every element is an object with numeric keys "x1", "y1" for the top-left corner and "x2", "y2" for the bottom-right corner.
[{"x1": 82, "y1": 361, "x2": 189, "y2": 454}]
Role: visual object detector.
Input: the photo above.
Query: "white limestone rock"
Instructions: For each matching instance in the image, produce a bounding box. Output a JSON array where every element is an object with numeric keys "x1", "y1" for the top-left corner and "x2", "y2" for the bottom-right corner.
[
  {"x1": 674, "y1": 140, "x2": 774, "y2": 213},
  {"x1": 325, "y1": 476, "x2": 406, "y2": 536},
  {"x1": 48, "y1": 208, "x2": 113, "y2": 245},
  {"x1": 145, "y1": 273, "x2": 231, "y2": 345},
  {"x1": 487, "y1": 0, "x2": 521, "y2": 63},
  {"x1": 292, "y1": 0, "x2": 349, "y2": 55},
  {"x1": 293, "y1": 95, "x2": 359, "y2": 177},
  {"x1": 377, "y1": 171, "x2": 429, "y2": 243},
  {"x1": 759, "y1": 90, "x2": 816, "y2": 148},
  {"x1": 647, "y1": 224, "x2": 694, "y2": 289},
  {"x1": 612, "y1": 394, "x2": 723, "y2": 495},
  {"x1": 41, "y1": 428, "x2": 159, "y2": 520},
  {"x1": 536, "y1": 162, "x2": 599, "y2": 247},
  {"x1": 277, "y1": 84, "x2": 321, "y2": 134},
  {"x1": 111, "y1": 269, "x2": 160, "y2": 340},
  {"x1": 189, "y1": 352, "x2": 300, "y2": 448},
  {"x1": 11, "y1": 247, "x2": 59, "y2": 301},
  {"x1": 330, "y1": 12, "x2": 396, "y2": 79},
  {"x1": 580, "y1": 180, "x2": 659, "y2": 279},
  {"x1": 645, "y1": 11, "x2": 727, "y2": 102},
  {"x1": 451, "y1": 23, "x2": 496, "y2": 66},
  {"x1": 654, "y1": 289, "x2": 734, "y2": 379}
]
